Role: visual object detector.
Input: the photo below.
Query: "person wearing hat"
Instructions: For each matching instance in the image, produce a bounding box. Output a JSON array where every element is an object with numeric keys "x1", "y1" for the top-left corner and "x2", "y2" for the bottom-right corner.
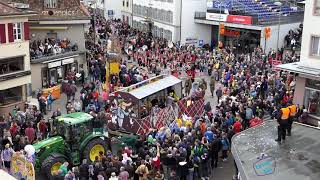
[{"x1": 1, "y1": 143, "x2": 14, "y2": 170}]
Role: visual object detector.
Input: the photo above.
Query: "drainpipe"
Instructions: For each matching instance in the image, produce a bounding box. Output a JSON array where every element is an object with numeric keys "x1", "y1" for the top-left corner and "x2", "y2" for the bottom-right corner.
[{"x1": 179, "y1": 0, "x2": 182, "y2": 43}]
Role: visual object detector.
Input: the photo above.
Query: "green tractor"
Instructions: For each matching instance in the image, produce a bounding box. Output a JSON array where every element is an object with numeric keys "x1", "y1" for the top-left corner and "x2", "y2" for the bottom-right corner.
[{"x1": 33, "y1": 112, "x2": 109, "y2": 178}]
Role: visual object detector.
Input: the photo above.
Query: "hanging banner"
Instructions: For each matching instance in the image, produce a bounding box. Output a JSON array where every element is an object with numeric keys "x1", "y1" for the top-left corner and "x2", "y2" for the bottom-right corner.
[
  {"x1": 227, "y1": 15, "x2": 252, "y2": 25},
  {"x1": 206, "y1": 12, "x2": 227, "y2": 21}
]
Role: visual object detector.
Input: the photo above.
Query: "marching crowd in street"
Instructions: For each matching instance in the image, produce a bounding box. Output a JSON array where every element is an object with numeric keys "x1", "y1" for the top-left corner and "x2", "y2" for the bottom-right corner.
[{"x1": 0, "y1": 13, "x2": 310, "y2": 180}]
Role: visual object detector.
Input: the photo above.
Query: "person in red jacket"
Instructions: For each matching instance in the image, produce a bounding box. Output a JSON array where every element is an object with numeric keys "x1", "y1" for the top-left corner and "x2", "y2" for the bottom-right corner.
[
  {"x1": 233, "y1": 120, "x2": 243, "y2": 134},
  {"x1": 25, "y1": 123, "x2": 35, "y2": 143}
]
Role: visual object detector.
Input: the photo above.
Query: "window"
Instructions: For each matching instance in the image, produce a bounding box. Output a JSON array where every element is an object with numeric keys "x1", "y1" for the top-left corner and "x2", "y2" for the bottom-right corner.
[
  {"x1": 311, "y1": 36, "x2": 320, "y2": 56},
  {"x1": 0, "y1": 56, "x2": 24, "y2": 75},
  {"x1": 13, "y1": 23, "x2": 22, "y2": 41},
  {"x1": 44, "y1": 0, "x2": 57, "y2": 8},
  {"x1": 315, "y1": 0, "x2": 320, "y2": 15},
  {"x1": 304, "y1": 79, "x2": 320, "y2": 116},
  {"x1": 127, "y1": 1, "x2": 129, "y2": 7},
  {"x1": 0, "y1": 86, "x2": 23, "y2": 106},
  {"x1": 123, "y1": 0, "x2": 125, "y2": 7}
]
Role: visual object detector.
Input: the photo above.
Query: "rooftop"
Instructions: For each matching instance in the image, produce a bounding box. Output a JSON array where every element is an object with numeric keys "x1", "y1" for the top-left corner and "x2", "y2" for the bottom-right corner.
[
  {"x1": 116, "y1": 75, "x2": 182, "y2": 100},
  {"x1": 8, "y1": 0, "x2": 90, "y2": 21},
  {"x1": 57, "y1": 112, "x2": 93, "y2": 125},
  {"x1": 232, "y1": 120, "x2": 320, "y2": 180},
  {"x1": 0, "y1": 1, "x2": 35, "y2": 17},
  {"x1": 277, "y1": 62, "x2": 320, "y2": 77}
]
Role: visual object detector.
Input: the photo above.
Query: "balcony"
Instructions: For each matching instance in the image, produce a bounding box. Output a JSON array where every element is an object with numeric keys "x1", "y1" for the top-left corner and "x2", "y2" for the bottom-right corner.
[
  {"x1": 194, "y1": 11, "x2": 304, "y2": 26},
  {"x1": 0, "y1": 70, "x2": 31, "y2": 82},
  {"x1": 29, "y1": 38, "x2": 81, "y2": 63}
]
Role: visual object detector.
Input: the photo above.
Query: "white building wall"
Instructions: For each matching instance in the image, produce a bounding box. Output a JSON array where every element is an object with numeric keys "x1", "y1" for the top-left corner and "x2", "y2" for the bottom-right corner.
[
  {"x1": 181, "y1": 0, "x2": 211, "y2": 46},
  {"x1": 121, "y1": 0, "x2": 133, "y2": 25},
  {"x1": 300, "y1": 0, "x2": 320, "y2": 68},
  {"x1": 104, "y1": 0, "x2": 123, "y2": 20},
  {"x1": 133, "y1": 0, "x2": 180, "y2": 42},
  {"x1": 260, "y1": 22, "x2": 301, "y2": 52}
]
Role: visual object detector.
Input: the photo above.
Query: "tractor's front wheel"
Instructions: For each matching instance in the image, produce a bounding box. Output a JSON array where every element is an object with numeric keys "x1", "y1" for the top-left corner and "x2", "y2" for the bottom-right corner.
[
  {"x1": 42, "y1": 153, "x2": 68, "y2": 178},
  {"x1": 82, "y1": 138, "x2": 108, "y2": 162}
]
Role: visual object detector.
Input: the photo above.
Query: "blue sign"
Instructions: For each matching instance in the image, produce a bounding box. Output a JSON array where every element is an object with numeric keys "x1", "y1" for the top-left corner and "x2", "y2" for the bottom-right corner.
[
  {"x1": 108, "y1": 10, "x2": 114, "y2": 16},
  {"x1": 212, "y1": 0, "x2": 232, "y2": 10},
  {"x1": 253, "y1": 156, "x2": 276, "y2": 176},
  {"x1": 199, "y1": 40, "x2": 204, "y2": 47}
]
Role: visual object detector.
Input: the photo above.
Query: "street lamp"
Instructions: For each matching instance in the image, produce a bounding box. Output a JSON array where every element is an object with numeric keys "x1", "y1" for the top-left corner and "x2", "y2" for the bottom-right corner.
[
  {"x1": 274, "y1": 1, "x2": 283, "y2": 51},
  {"x1": 217, "y1": 1, "x2": 223, "y2": 47}
]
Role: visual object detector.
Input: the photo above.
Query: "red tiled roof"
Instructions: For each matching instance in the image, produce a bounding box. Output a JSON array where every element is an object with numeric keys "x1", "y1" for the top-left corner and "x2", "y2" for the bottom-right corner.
[
  {"x1": 0, "y1": 1, "x2": 34, "y2": 16},
  {"x1": 9, "y1": 0, "x2": 90, "y2": 21}
]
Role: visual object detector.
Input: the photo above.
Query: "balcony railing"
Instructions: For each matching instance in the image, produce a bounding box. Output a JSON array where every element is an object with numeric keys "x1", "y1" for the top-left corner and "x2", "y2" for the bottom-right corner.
[
  {"x1": 0, "y1": 70, "x2": 31, "y2": 82},
  {"x1": 194, "y1": 11, "x2": 304, "y2": 25}
]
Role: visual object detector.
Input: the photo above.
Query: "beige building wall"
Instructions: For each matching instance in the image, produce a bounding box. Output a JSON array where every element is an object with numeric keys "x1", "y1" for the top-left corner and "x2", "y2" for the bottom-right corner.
[
  {"x1": 293, "y1": 76, "x2": 306, "y2": 106},
  {"x1": 300, "y1": 0, "x2": 320, "y2": 67},
  {"x1": 30, "y1": 63, "x2": 42, "y2": 91},
  {"x1": 0, "y1": 16, "x2": 31, "y2": 91},
  {"x1": 30, "y1": 23, "x2": 88, "y2": 51},
  {"x1": 30, "y1": 53, "x2": 87, "y2": 92}
]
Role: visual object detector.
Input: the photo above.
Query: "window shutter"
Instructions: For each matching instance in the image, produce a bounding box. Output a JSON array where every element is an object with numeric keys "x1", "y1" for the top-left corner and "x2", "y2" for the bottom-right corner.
[
  {"x1": 8, "y1": 23, "x2": 14, "y2": 42},
  {"x1": 0, "y1": 24, "x2": 6, "y2": 43},
  {"x1": 24, "y1": 22, "x2": 30, "y2": 40}
]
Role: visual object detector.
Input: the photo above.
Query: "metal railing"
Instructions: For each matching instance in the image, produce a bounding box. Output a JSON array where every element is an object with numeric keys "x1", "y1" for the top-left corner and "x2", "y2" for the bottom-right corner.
[
  {"x1": 0, "y1": 96, "x2": 22, "y2": 106},
  {"x1": 194, "y1": 10, "x2": 304, "y2": 26}
]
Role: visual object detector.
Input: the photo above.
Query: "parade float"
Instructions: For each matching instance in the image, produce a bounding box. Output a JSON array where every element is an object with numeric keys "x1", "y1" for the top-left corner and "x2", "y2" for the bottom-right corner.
[{"x1": 108, "y1": 75, "x2": 205, "y2": 135}]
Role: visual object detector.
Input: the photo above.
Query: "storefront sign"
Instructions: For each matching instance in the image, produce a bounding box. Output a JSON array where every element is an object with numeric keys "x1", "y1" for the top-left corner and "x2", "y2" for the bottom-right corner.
[
  {"x1": 42, "y1": 10, "x2": 80, "y2": 16},
  {"x1": 62, "y1": 58, "x2": 75, "y2": 65},
  {"x1": 185, "y1": 38, "x2": 198, "y2": 45},
  {"x1": 222, "y1": 29, "x2": 241, "y2": 37},
  {"x1": 48, "y1": 61, "x2": 61, "y2": 68},
  {"x1": 227, "y1": 15, "x2": 252, "y2": 25},
  {"x1": 206, "y1": 13, "x2": 227, "y2": 22}
]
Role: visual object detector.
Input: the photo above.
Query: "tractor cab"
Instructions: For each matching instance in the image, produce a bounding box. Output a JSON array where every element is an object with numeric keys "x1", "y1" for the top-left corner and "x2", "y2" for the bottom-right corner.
[{"x1": 33, "y1": 112, "x2": 109, "y2": 178}]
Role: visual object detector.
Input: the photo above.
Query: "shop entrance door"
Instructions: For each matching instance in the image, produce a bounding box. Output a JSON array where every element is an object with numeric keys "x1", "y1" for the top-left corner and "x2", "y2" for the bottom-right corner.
[{"x1": 49, "y1": 68, "x2": 57, "y2": 86}]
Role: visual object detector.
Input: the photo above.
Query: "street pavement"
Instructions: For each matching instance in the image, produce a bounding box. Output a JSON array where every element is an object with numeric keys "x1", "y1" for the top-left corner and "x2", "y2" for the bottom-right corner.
[{"x1": 41, "y1": 56, "x2": 236, "y2": 180}]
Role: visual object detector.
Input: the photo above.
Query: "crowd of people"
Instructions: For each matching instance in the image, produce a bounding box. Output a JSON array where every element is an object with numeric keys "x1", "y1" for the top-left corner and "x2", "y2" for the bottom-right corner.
[
  {"x1": 0, "y1": 10, "x2": 312, "y2": 180},
  {"x1": 30, "y1": 38, "x2": 78, "y2": 59},
  {"x1": 284, "y1": 23, "x2": 303, "y2": 50}
]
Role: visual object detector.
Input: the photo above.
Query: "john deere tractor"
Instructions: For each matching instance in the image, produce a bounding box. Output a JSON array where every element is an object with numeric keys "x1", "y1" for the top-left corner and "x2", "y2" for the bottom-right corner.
[{"x1": 33, "y1": 112, "x2": 109, "y2": 178}]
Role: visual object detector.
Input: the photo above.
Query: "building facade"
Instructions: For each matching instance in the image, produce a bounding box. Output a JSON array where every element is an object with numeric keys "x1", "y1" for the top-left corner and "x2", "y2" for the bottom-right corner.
[
  {"x1": 104, "y1": 0, "x2": 122, "y2": 20},
  {"x1": 0, "y1": 2, "x2": 35, "y2": 114},
  {"x1": 10, "y1": 0, "x2": 91, "y2": 92},
  {"x1": 121, "y1": 0, "x2": 133, "y2": 26},
  {"x1": 132, "y1": 0, "x2": 180, "y2": 42},
  {"x1": 279, "y1": 0, "x2": 320, "y2": 126}
]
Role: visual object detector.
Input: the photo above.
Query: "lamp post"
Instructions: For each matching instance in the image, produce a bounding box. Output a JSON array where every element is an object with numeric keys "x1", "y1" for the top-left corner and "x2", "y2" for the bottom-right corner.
[
  {"x1": 217, "y1": 1, "x2": 223, "y2": 44},
  {"x1": 276, "y1": 12, "x2": 281, "y2": 51},
  {"x1": 274, "y1": 2, "x2": 283, "y2": 51}
]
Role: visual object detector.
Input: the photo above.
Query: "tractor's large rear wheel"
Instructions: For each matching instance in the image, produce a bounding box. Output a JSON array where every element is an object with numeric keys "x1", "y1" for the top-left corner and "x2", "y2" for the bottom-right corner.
[
  {"x1": 82, "y1": 138, "x2": 108, "y2": 162},
  {"x1": 42, "y1": 153, "x2": 68, "y2": 178}
]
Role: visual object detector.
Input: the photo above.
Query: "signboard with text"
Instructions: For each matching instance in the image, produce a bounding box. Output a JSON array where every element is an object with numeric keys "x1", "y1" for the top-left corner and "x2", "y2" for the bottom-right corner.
[
  {"x1": 206, "y1": 12, "x2": 227, "y2": 21},
  {"x1": 227, "y1": 15, "x2": 252, "y2": 25}
]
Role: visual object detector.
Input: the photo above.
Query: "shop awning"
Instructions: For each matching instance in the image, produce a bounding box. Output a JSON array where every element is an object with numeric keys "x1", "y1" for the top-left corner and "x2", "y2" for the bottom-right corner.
[
  {"x1": 30, "y1": 26, "x2": 68, "y2": 30},
  {"x1": 128, "y1": 75, "x2": 182, "y2": 99},
  {"x1": 277, "y1": 62, "x2": 320, "y2": 78},
  {"x1": 232, "y1": 120, "x2": 320, "y2": 180}
]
